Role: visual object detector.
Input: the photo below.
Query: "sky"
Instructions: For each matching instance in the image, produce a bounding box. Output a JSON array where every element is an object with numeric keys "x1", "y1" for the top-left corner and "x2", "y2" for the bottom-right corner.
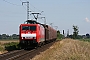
[{"x1": 0, "y1": 0, "x2": 90, "y2": 35}]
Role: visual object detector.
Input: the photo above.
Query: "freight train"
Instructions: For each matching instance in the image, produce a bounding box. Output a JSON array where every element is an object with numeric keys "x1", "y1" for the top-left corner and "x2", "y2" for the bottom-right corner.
[{"x1": 19, "y1": 20, "x2": 57, "y2": 48}]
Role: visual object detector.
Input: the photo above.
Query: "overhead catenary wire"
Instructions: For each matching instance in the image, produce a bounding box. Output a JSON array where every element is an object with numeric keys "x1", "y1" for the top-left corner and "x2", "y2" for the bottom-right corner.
[
  {"x1": 19, "y1": 0, "x2": 27, "y2": 11},
  {"x1": 1, "y1": 0, "x2": 27, "y2": 17},
  {"x1": 20, "y1": 0, "x2": 35, "y2": 13},
  {"x1": 25, "y1": 0, "x2": 43, "y2": 12},
  {"x1": 29, "y1": 2, "x2": 46, "y2": 18},
  {"x1": 3, "y1": 0, "x2": 43, "y2": 14},
  {"x1": 3, "y1": 0, "x2": 46, "y2": 21},
  {"x1": 30, "y1": 3, "x2": 42, "y2": 12},
  {"x1": 3, "y1": 0, "x2": 21, "y2": 6},
  {"x1": 29, "y1": 3, "x2": 46, "y2": 20},
  {"x1": 27, "y1": 0, "x2": 46, "y2": 23},
  {"x1": 3, "y1": 0, "x2": 27, "y2": 11}
]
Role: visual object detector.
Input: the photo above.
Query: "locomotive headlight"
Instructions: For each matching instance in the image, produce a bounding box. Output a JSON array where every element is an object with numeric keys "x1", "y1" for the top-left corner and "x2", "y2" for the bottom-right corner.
[
  {"x1": 22, "y1": 37, "x2": 25, "y2": 39},
  {"x1": 23, "y1": 37, "x2": 25, "y2": 39},
  {"x1": 33, "y1": 37, "x2": 36, "y2": 39}
]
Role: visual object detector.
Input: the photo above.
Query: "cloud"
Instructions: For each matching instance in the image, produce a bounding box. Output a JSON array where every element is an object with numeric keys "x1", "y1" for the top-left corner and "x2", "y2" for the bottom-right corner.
[{"x1": 85, "y1": 17, "x2": 90, "y2": 23}]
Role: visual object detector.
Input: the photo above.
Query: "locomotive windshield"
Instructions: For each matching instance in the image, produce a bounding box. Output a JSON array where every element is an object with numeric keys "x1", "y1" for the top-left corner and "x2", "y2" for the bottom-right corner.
[{"x1": 22, "y1": 26, "x2": 36, "y2": 30}]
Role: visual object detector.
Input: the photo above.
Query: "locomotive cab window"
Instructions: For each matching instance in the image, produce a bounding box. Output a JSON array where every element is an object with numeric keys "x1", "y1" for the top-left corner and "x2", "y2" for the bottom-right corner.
[
  {"x1": 22, "y1": 26, "x2": 36, "y2": 30},
  {"x1": 30, "y1": 26, "x2": 36, "y2": 30},
  {"x1": 22, "y1": 26, "x2": 29, "y2": 30}
]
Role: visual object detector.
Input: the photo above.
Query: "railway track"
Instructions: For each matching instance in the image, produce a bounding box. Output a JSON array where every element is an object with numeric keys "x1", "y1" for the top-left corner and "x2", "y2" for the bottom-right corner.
[
  {"x1": 0, "y1": 49, "x2": 26, "y2": 60},
  {"x1": 0, "y1": 40, "x2": 58, "y2": 60}
]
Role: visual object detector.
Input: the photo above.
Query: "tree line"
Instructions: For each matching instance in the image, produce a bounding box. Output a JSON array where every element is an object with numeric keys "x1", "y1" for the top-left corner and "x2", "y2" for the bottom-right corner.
[
  {"x1": 57, "y1": 25, "x2": 90, "y2": 39},
  {"x1": 0, "y1": 25, "x2": 90, "y2": 40},
  {"x1": 0, "y1": 34, "x2": 19, "y2": 40}
]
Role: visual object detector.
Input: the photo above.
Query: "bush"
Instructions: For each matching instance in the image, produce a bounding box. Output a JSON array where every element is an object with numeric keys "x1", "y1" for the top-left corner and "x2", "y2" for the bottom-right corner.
[{"x1": 4, "y1": 42, "x2": 19, "y2": 51}]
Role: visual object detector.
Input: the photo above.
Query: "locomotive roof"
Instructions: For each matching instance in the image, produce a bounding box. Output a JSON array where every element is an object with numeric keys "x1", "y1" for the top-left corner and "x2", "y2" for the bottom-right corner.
[
  {"x1": 26, "y1": 20, "x2": 46, "y2": 25},
  {"x1": 26, "y1": 20, "x2": 40, "y2": 24},
  {"x1": 23, "y1": 20, "x2": 50, "y2": 29}
]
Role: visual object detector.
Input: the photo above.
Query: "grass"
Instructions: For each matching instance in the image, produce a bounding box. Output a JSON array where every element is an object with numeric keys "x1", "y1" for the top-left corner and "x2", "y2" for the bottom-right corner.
[
  {"x1": 0, "y1": 40, "x2": 19, "y2": 45},
  {"x1": 0, "y1": 45, "x2": 4, "y2": 51},
  {"x1": 0, "y1": 42, "x2": 6, "y2": 54},
  {"x1": 56, "y1": 39, "x2": 90, "y2": 60},
  {"x1": 32, "y1": 39, "x2": 90, "y2": 60},
  {"x1": 79, "y1": 39, "x2": 90, "y2": 42}
]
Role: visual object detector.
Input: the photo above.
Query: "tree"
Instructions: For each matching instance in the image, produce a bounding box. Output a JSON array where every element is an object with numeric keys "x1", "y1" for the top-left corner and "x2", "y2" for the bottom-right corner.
[
  {"x1": 73, "y1": 25, "x2": 79, "y2": 39},
  {"x1": 86, "y1": 33, "x2": 90, "y2": 38},
  {"x1": 12, "y1": 34, "x2": 18, "y2": 39},
  {"x1": 57, "y1": 30, "x2": 63, "y2": 39},
  {"x1": 2, "y1": 34, "x2": 7, "y2": 39},
  {"x1": 0, "y1": 34, "x2": 2, "y2": 39}
]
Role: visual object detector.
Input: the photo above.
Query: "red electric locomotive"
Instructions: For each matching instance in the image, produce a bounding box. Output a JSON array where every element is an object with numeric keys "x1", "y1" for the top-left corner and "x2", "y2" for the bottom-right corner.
[{"x1": 19, "y1": 20, "x2": 45, "y2": 48}]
